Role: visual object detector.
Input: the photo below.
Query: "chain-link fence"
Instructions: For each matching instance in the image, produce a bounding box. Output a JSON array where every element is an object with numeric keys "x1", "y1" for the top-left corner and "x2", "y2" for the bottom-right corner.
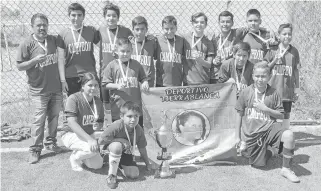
[{"x1": 1, "y1": 1, "x2": 321, "y2": 124}]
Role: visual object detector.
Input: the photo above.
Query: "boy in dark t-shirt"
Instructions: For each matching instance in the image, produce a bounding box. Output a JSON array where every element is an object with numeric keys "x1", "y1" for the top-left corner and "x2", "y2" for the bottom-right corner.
[
  {"x1": 235, "y1": 62, "x2": 299, "y2": 183},
  {"x1": 102, "y1": 37, "x2": 149, "y2": 127},
  {"x1": 264, "y1": 23, "x2": 300, "y2": 130},
  {"x1": 98, "y1": 101, "x2": 152, "y2": 189}
]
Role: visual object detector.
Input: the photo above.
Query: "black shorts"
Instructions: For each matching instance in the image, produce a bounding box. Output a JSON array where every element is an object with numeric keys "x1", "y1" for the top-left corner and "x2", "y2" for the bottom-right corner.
[
  {"x1": 119, "y1": 153, "x2": 137, "y2": 167},
  {"x1": 283, "y1": 101, "x2": 292, "y2": 113},
  {"x1": 244, "y1": 122, "x2": 286, "y2": 167},
  {"x1": 66, "y1": 77, "x2": 81, "y2": 96},
  {"x1": 210, "y1": 79, "x2": 219, "y2": 84}
]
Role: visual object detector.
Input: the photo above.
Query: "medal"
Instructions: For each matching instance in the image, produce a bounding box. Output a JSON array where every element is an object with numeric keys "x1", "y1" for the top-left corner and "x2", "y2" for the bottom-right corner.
[
  {"x1": 33, "y1": 34, "x2": 47, "y2": 54},
  {"x1": 70, "y1": 24, "x2": 83, "y2": 54}
]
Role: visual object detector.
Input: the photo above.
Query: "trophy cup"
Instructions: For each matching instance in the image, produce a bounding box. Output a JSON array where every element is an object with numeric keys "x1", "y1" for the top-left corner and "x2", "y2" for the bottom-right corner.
[{"x1": 154, "y1": 111, "x2": 175, "y2": 178}]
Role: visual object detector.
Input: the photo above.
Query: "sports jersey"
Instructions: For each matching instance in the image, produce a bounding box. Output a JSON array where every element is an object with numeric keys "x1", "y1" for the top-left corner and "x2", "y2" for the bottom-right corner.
[
  {"x1": 16, "y1": 34, "x2": 61, "y2": 95},
  {"x1": 155, "y1": 34, "x2": 186, "y2": 87},
  {"x1": 99, "y1": 25, "x2": 133, "y2": 77},
  {"x1": 101, "y1": 59, "x2": 147, "y2": 120},
  {"x1": 218, "y1": 58, "x2": 254, "y2": 86},
  {"x1": 99, "y1": 119, "x2": 147, "y2": 148},
  {"x1": 210, "y1": 29, "x2": 239, "y2": 80},
  {"x1": 238, "y1": 29, "x2": 271, "y2": 64},
  {"x1": 235, "y1": 84, "x2": 284, "y2": 142},
  {"x1": 57, "y1": 25, "x2": 100, "y2": 78},
  {"x1": 183, "y1": 32, "x2": 215, "y2": 85},
  {"x1": 62, "y1": 92, "x2": 104, "y2": 135},
  {"x1": 130, "y1": 36, "x2": 157, "y2": 87},
  {"x1": 264, "y1": 44, "x2": 300, "y2": 101}
]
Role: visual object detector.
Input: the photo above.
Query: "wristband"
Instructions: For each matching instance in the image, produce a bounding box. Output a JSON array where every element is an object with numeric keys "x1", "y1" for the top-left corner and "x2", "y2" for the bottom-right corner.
[{"x1": 61, "y1": 80, "x2": 66, "y2": 83}]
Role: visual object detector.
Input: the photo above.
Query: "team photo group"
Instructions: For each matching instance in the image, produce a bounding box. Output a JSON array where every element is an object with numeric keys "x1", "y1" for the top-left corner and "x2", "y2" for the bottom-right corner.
[{"x1": 17, "y1": 1, "x2": 301, "y2": 189}]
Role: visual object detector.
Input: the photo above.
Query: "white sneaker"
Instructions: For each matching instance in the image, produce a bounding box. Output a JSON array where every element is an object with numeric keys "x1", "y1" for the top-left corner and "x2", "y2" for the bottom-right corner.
[
  {"x1": 281, "y1": 168, "x2": 300, "y2": 183},
  {"x1": 69, "y1": 154, "x2": 84, "y2": 172}
]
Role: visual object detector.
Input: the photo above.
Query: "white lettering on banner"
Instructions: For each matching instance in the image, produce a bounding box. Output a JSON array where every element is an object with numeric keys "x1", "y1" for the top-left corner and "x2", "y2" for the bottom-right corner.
[
  {"x1": 160, "y1": 52, "x2": 182, "y2": 63},
  {"x1": 82, "y1": 115, "x2": 95, "y2": 126},
  {"x1": 245, "y1": 108, "x2": 270, "y2": 121},
  {"x1": 102, "y1": 42, "x2": 115, "y2": 53},
  {"x1": 131, "y1": 55, "x2": 151, "y2": 66},
  {"x1": 68, "y1": 42, "x2": 92, "y2": 54},
  {"x1": 185, "y1": 50, "x2": 205, "y2": 60},
  {"x1": 116, "y1": 77, "x2": 139, "y2": 88},
  {"x1": 250, "y1": 49, "x2": 264, "y2": 61},
  {"x1": 35, "y1": 53, "x2": 58, "y2": 68},
  {"x1": 272, "y1": 65, "x2": 293, "y2": 76}
]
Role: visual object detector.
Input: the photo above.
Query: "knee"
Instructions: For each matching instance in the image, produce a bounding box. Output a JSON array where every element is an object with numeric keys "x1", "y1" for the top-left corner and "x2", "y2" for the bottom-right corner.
[
  {"x1": 108, "y1": 142, "x2": 123, "y2": 155},
  {"x1": 282, "y1": 130, "x2": 294, "y2": 142},
  {"x1": 125, "y1": 167, "x2": 139, "y2": 179}
]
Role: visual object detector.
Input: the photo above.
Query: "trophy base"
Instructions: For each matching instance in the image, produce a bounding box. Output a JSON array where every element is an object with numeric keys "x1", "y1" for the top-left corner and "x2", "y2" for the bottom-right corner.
[{"x1": 154, "y1": 168, "x2": 176, "y2": 179}]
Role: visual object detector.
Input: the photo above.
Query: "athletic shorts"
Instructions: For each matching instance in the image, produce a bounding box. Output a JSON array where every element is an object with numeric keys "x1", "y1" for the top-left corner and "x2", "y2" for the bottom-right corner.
[
  {"x1": 244, "y1": 122, "x2": 286, "y2": 167},
  {"x1": 119, "y1": 153, "x2": 137, "y2": 167},
  {"x1": 283, "y1": 101, "x2": 292, "y2": 113}
]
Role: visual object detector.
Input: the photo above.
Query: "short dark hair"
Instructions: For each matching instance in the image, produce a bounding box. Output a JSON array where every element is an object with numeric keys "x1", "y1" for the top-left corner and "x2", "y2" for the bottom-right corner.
[
  {"x1": 80, "y1": 72, "x2": 98, "y2": 87},
  {"x1": 176, "y1": 110, "x2": 206, "y2": 140},
  {"x1": 120, "y1": 101, "x2": 142, "y2": 115},
  {"x1": 232, "y1": 42, "x2": 251, "y2": 56},
  {"x1": 162, "y1": 15, "x2": 177, "y2": 27},
  {"x1": 103, "y1": 2, "x2": 120, "y2": 18},
  {"x1": 191, "y1": 12, "x2": 208, "y2": 25},
  {"x1": 246, "y1": 9, "x2": 261, "y2": 18},
  {"x1": 278, "y1": 23, "x2": 293, "y2": 34},
  {"x1": 132, "y1": 16, "x2": 148, "y2": 29},
  {"x1": 68, "y1": 3, "x2": 86, "y2": 16},
  {"x1": 218, "y1": 11, "x2": 234, "y2": 22},
  {"x1": 31, "y1": 13, "x2": 48, "y2": 25},
  {"x1": 253, "y1": 61, "x2": 271, "y2": 75},
  {"x1": 116, "y1": 37, "x2": 132, "y2": 48}
]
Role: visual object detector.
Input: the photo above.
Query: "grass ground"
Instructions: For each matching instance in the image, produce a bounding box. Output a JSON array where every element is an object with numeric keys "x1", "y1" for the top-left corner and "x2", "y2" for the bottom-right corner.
[{"x1": 1, "y1": 126, "x2": 321, "y2": 191}]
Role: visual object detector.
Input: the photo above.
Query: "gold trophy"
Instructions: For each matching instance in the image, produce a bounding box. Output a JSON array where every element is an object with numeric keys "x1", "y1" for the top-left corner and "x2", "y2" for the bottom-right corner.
[{"x1": 154, "y1": 111, "x2": 175, "y2": 178}]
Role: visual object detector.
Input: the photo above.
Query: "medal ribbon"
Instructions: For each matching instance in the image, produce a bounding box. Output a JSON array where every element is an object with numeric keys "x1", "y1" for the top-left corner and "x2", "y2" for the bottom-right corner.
[
  {"x1": 135, "y1": 38, "x2": 145, "y2": 61},
  {"x1": 166, "y1": 36, "x2": 176, "y2": 65},
  {"x1": 218, "y1": 31, "x2": 231, "y2": 51},
  {"x1": 254, "y1": 86, "x2": 267, "y2": 103},
  {"x1": 124, "y1": 125, "x2": 136, "y2": 157},
  {"x1": 118, "y1": 59, "x2": 130, "y2": 85},
  {"x1": 33, "y1": 34, "x2": 47, "y2": 54},
  {"x1": 279, "y1": 45, "x2": 290, "y2": 58},
  {"x1": 192, "y1": 33, "x2": 204, "y2": 49},
  {"x1": 234, "y1": 59, "x2": 246, "y2": 90},
  {"x1": 70, "y1": 24, "x2": 84, "y2": 52},
  {"x1": 82, "y1": 93, "x2": 98, "y2": 120},
  {"x1": 107, "y1": 26, "x2": 119, "y2": 49}
]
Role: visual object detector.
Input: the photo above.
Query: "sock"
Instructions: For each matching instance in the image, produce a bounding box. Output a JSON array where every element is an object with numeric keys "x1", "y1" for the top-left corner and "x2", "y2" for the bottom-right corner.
[
  {"x1": 108, "y1": 152, "x2": 121, "y2": 175},
  {"x1": 282, "y1": 119, "x2": 290, "y2": 129},
  {"x1": 282, "y1": 147, "x2": 294, "y2": 168}
]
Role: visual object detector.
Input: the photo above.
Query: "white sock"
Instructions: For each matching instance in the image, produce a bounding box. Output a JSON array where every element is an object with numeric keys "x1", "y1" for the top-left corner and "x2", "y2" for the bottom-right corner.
[
  {"x1": 108, "y1": 152, "x2": 121, "y2": 175},
  {"x1": 282, "y1": 119, "x2": 290, "y2": 129}
]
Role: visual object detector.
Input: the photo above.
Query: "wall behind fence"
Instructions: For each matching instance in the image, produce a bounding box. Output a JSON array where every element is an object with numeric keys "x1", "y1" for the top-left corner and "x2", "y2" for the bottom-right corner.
[{"x1": 1, "y1": 0, "x2": 320, "y2": 124}]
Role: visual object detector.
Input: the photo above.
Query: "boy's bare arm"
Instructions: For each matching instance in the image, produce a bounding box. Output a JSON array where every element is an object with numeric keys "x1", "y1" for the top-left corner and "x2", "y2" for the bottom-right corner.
[{"x1": 138, "y1": 147, "x2": 152, "y2": 170}]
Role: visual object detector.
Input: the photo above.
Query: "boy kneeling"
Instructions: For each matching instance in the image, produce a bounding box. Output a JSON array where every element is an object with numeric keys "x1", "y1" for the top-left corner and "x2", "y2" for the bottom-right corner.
[
  {"x1": 98, "y1": 101, "x2": 152, "y2": 189},
  {"x1": 235, "y1": 62, "x2": 299, "y2": 183}
]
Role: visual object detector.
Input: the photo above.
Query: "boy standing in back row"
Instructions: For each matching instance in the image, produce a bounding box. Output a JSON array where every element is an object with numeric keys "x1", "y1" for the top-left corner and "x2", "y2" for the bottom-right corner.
[{"x1": 264, "y1": 23, "x2": 300, "y2": 130}]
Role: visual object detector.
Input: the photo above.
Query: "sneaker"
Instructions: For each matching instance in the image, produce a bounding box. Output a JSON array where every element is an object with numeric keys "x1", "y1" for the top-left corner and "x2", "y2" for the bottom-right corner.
[
  {"x1": 28, "y1": 151, "x2": 40, "y2": 164},
  {"x1": 106, "y1": 174, "x2": 118, "y2": 189},
  {"x1": 45, "y1": 143, "x2": 63, "y2": 153},
  {"x1": 281, "y1": 168, "x2": 300, "y2": 183},
  {"x1": 69, "y1": 154, "x2": 84, "y2": 172}
]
